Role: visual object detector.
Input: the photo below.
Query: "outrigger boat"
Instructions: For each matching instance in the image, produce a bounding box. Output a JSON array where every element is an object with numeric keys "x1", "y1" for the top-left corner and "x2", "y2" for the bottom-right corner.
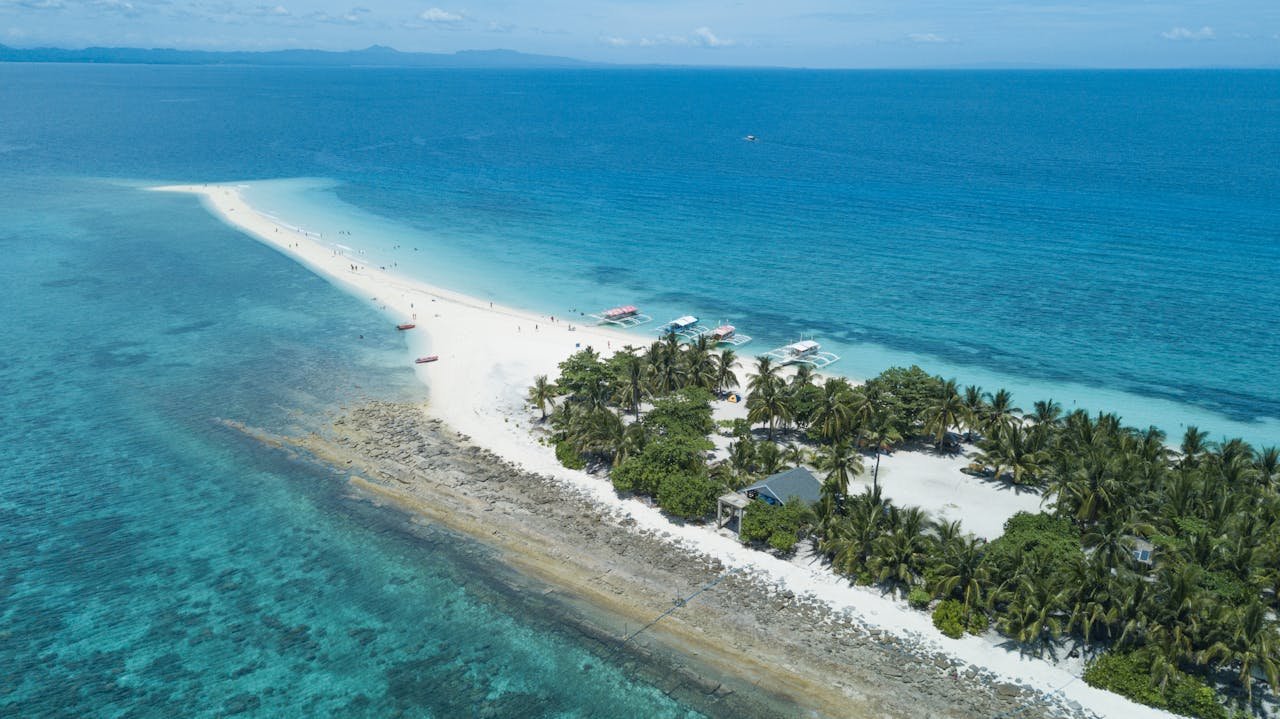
[
  {"x1": 414, "y1": 355, "x2": 438, "y2": 364},
  {"x1": 706, "y1": 324, "x2": 752, "y2": 347},
  {"x1": 764, "y1": 339, "x2": 840, "y2": 368},
  {"x1": 396, "y1": 323, "x2": 416, "y2": 331},
  {"x1": 657, "y1": 315, "x2": 709, "y2": 340},
  {"x1": 588, "y1": 304, "x2": 652, "y2": 328}
]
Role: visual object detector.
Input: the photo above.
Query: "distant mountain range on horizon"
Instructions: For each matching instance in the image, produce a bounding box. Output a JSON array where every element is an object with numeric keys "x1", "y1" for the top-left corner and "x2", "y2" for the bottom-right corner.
[
  {"x1": 2, "y1": 44, "x2": 1273, "y2": 70},
  {"x1": 0, "y1": 44, "x2": 604, "y2": 68}
]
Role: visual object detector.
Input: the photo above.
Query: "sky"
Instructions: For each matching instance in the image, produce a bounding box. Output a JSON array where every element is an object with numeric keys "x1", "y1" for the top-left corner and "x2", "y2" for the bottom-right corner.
[{"x1": 3, "y1": 0, "x2": 1279, "y2": 67}]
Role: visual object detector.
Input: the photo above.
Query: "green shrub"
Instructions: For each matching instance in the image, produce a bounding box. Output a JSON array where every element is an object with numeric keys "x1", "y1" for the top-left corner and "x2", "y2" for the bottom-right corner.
[
  {"x1": 555, "y1": 440, "x2": 586, "y2": 470},
  {"x1": 740, "y1": 499, "x2": 811, "y2": 554},
  {"x1": 907, "y1": 587, "x2": 932, "y2": 610},
  {"x1": 656, "y1": 471, "x2": 720, "y2": 520},
  {"x1": 965, "y1": 610, "x2": 989, "y2": 635},
  {"x1": 932, "y1": 599, "x2": 965, "y2": 638},
  {"x1": 981, "y1": 512, "x2": 1081, "y2": 578},
  {"x1": 1083, "y1": 649, "x2": 1225, "y2": 719}
]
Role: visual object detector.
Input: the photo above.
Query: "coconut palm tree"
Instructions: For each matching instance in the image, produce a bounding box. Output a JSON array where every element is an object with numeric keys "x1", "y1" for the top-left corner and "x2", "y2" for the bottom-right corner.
[
  {"x1": 747, "y1": 379, "x2": 793, "y2": 441},
  {"x1": 1200, "y1": 601, "x2": 1280, "y2": 705},
  {"x1": 865, "y1": 405, "x2": 903, "y2": 492},
  {"x1": 977, "y1": 424, "x2": 1045, "y2": 487},
  {"x1": 747, "y1": 355, "x2": 782, "y2": 394},
  {"x1": 682, "y1": 336, "x2": 717, "y2": 391},
  {"x1": 810, "y1": 377, "x2": 855, "y2": 444},
  {"x1": 754, "y1": 440, "x2": 785, "y2": 476},
  {"x1": 790, "y1": 363, "x2": 816, "y2": 390},
  {"x1": 712, "y1": 349, "x2": 740, "y2": 395},
  {"x1": 613, "y1": 354, "x2": 647, "y2": 418},
  {"x1": 816, "y1": 440, "x2": 862, "y2": 499},
  {"x1": 932, "y1": 536, "x2": 988, "y2": 621},
  {"x1": 783, "y1": 442, "x2": 808, "y2": 468},
  {"x1": 1179, "y1": 425, "x2": 1210, "y2": 469},
  {"x1": 870, "y1": 506, "x2": 932, "y2": 597},
  {"x1": 982, "y1": 388, "x2": 1022, "y2": 437},
  {"x1": 960, "y1": 384, "x2": 986, "y2": 441},
  {"x1": 995, "y1": 562, "x2": 1065, "y2": 656},
  {"x1": 922, "y1": 378, "x2": 964, "y2": 450},
  {"x1": 527, "y1": 374, "x2": 557, "y2": 421},
  {"x1": 647, "y1": 343, "x2": 685, "y2": 396}
]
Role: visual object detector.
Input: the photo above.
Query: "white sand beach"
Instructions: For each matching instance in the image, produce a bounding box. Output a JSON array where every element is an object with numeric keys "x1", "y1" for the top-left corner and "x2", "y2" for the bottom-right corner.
[{"x1": 155, "y1": 183, "x2": 1174, "y2": 719}]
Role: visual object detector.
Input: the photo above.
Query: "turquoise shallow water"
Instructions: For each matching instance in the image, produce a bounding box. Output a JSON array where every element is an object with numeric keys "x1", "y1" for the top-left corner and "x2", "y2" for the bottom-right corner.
[
  {"x1": 1, "y1": 63, "x2": 1278, "y2": 716},
  {"x1": 0, "y1": 179, "x2": 705, "y2": 717},
  {"x1": 4, "y1": 64, "x2": 1276, "y2": 443}
]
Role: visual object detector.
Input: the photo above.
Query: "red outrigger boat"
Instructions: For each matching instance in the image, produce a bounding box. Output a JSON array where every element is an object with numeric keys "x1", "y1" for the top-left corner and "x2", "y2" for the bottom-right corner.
[
  {"x1": 414, "y1": 355, "x2": 438, "y2": 364},
  {"x1": 396, "y1": 323, "x2": 416, "y2": 331}
]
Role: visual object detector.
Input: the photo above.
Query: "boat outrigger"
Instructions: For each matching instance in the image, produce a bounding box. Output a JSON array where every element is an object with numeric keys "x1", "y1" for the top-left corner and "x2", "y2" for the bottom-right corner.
[
  {"x1": 657, "y1": 315, "x2": 709, "y2": 340},
  {"x1": 765, "y1": 339, "x2": 840, "y2": 368},
  {"x1": 396, "y1": 323, "x2": 416, "y2": 331},
  {"x1": 705, "y1": 324, "x2": 752, "y2": 347},
  {"x1": 589, "y1": 304, "x2": 652, "y2": 328}
]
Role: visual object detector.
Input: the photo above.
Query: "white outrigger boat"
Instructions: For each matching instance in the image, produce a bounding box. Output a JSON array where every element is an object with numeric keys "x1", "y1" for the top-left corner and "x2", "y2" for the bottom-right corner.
[
  {"x1": 589, "y1": 304, "x2": 652, "y2": 328},
  {"x1": 657, "y1": 315, "x2": 709, "y2": 340},
  {"x1": 765, "y1": 339, "x2": 839, "y2": 368},
  {"x1": 705, "y1": 324, "x2": 752, "y2": 347}
]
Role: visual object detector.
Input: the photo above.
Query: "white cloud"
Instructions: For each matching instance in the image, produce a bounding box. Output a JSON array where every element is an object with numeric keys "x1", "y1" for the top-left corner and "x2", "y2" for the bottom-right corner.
[
  {"x1": 419, "y1": 7, "x2": 462, "y2": 23},
  {"x1": 908, "y1": 32, "x2": 948, "y2": 43},
  {"x1": 14, "y1": 0, "x2": 63, "y2": 9},
  {"x1": 692, "y1": 26, "x2": 731, "y2": 47},
  {"x1": 606, "y1": 27, "x2": 733, "y2": 50},
  {"x1": 310, "y1": 6, "x2": 367, "y2": 24},
  {"x1": 1162, "y1": 26, "x2": 1214, "y2": 41}
]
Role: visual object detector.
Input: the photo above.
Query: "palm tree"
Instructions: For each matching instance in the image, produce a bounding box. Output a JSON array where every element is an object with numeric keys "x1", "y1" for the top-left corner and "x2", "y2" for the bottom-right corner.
[
  {"x1": 728, "y1": 436, "x2": 756, "y2": 479},
  {"x1": 712, "y1": 349, "x2": 739, "y2": 395},
  {"x1": 614, "y1": 354, "x2": 647, "y2": 418},
  {"x1": 647, "y1": 342, "x2": 685, "y2": 396},
  {"x1": 682, "y1": 336, "x2": 717, "y2": 391},
  {"x1": 996, "y1": 566, "x2": 1065, "y2": 656},
  {"x1": 1178, "y1": 425, "x2": 1210, "y2": 469},
  {"x1": 826, "y1": 489, "x2": 887, "y2": 579},
  {"x1": 870, "y1": 506, "x2": 932, "y2": 597},
  {"x1": 747, "y1": 379, "x2": 793, "y2": 441},
  {"x1": 922, "y1": 378, "x2": 964, "y2": 450},
  {"x1": 932, "y1": 536, "x2": 988, "y2": 621},
  {"x1": 960, "y1": 385, "x2": 986, "y2": 441},
  {"x1": 1200, "y1": 601, "x2": 1280, "y2": 705},
  {"x1": 977, "y1": 424, "x2": 1045, "y2": 487},
  {"x1": 527, "y1": 374, "x2": 556, "y2": 421},
  {"x1": 747, "y1": 355, "x2": 782, "y2": 394},
  {"x1": 982, "y1": 388, "x2": 1022, "y2": 437},
  {"x1": 790, "y1": 363, "x2": 816, "y2": 390},
  {"x1": 816, "y1": 440, "x2": 862, "y2": 499},
  {"x1": 810, "y1": 377, "x2": 855, "y2": 444},
  {"x1": 754, "y1": 440, "x2": 785, "y2": 476},
  {"x1": 1029, "y1": 399, "x2": 1063, "y2": 427},
  {"x1": 782, "y1": 442, "x2": 808, "y2": 468},
  {"x1": 865, "y1": 405, "x2": 903, "y2": 492}
]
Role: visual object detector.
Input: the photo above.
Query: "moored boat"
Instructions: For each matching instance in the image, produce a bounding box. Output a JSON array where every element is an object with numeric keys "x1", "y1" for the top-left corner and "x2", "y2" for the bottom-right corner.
[
  {"x1": 415, "y1": 355, "x2": 438, "y2": 364},
  {"x1": 397, "y1": 323, "x2": 416, "y2": 331}
]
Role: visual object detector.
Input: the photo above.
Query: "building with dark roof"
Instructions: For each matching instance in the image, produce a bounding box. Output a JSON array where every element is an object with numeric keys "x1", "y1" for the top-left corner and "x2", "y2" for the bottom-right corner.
[{"x1": 742, "y1": 467, "x2": 823, "y2": 506}]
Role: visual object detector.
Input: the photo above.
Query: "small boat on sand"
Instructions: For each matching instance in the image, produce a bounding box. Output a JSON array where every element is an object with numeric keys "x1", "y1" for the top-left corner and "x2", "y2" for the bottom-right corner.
[
  {"x1": 415, "y1": 355, "x2": 438, "y2": 364},
  {"x1": 397, "y1": 323, "x2": 416, "y2": 331}
]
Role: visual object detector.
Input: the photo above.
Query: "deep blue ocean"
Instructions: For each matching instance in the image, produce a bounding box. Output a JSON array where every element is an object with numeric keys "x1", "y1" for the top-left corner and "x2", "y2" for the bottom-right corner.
[{"x1": 1, "y1": 64, "x2": 1278, "y2": 715}]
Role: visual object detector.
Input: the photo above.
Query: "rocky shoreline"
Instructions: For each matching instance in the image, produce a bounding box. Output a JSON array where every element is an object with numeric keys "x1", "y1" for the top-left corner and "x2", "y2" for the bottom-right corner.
[{"x1": 236, "y1": 401, "x2": 1087, "y2": 719}]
